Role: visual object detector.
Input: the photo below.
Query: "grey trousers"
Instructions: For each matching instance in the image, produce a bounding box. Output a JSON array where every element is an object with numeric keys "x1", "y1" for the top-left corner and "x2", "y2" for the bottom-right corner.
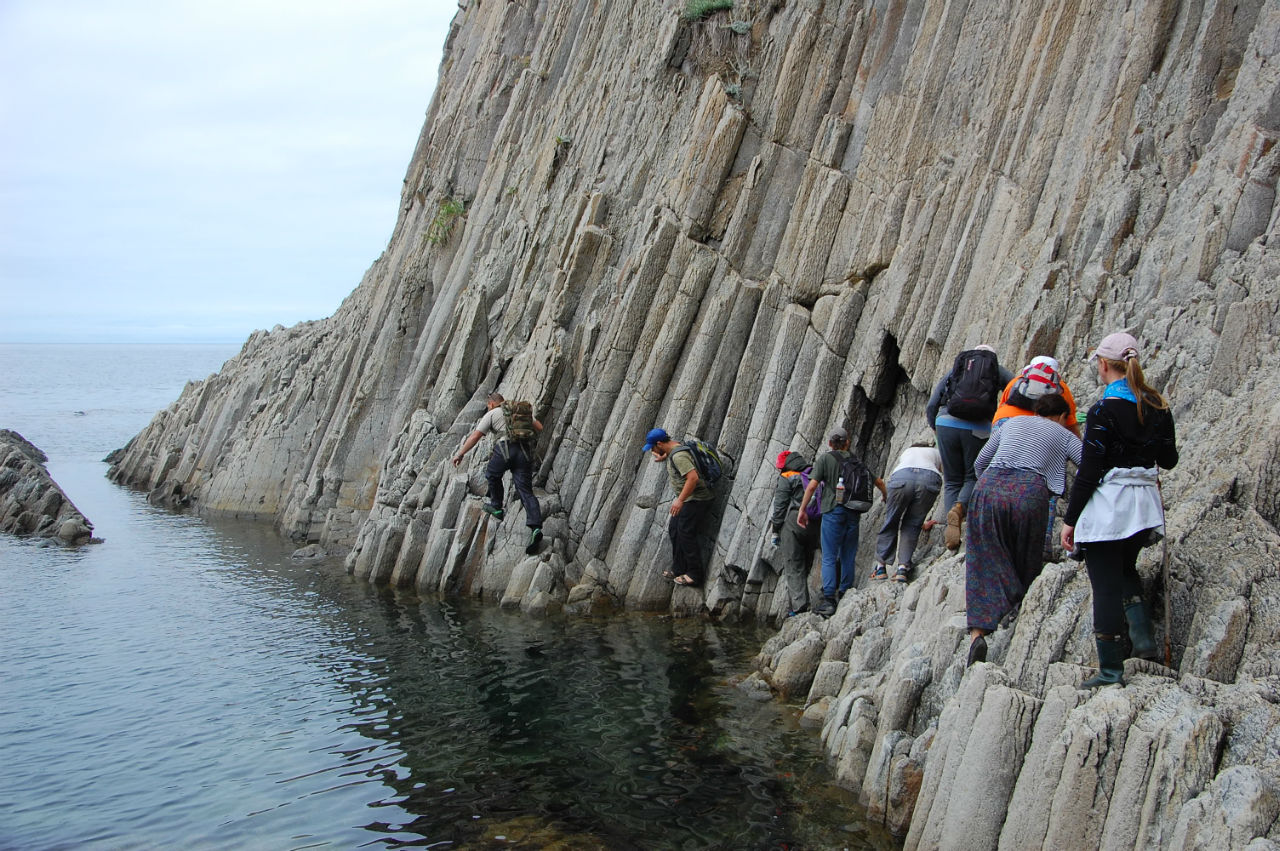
[
  {"x1": 876, "y1": 467, "x2": 942, "y2": 566},
  {"x1": 777, "y1": 511, "x2": 820, "y2": 612}
]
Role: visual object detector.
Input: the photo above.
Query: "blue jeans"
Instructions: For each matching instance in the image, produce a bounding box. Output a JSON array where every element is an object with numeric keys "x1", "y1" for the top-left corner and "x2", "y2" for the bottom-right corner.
[
  {"x1": 876, "y1": 468, "x2": 942, "y2": 565},
  {"x1": 936, "y1": 425, "x2": 989, "y2": 514},
  {"x1": 819, "y1": 505, "x2": 861, "y2": 598}
]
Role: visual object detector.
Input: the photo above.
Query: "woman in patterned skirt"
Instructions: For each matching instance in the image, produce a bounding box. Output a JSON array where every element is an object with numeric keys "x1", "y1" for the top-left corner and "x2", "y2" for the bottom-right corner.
[{"x1": 964, "y1": 394, "x2": 1082, "y2": 666}]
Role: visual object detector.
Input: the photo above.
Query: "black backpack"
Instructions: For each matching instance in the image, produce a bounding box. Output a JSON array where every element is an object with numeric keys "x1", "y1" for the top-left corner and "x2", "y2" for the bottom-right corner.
[
  {"x1": 836, "y1": 452, "x2": 874, "y2": 512},
  {"x1": 944, "y1": 349, "x2": 1001, "y2": 421}
]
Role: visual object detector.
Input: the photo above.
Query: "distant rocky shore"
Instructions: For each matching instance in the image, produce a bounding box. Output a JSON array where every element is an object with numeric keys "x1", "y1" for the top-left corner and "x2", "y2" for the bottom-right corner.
[{"x1": 0, "y1": 429, "x2": 97, "y2": 545}]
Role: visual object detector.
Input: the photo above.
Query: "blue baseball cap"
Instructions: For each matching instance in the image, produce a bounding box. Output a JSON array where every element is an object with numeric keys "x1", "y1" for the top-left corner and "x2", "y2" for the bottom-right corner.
[{"x1": 641, "y1": 427, "x2": 670, "y2": 453}]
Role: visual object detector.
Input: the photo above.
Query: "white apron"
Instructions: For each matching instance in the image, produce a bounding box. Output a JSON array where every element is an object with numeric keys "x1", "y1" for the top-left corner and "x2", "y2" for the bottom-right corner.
[{"x1": 1075, "y1": 466, "x2": 1165, "y2": 544}]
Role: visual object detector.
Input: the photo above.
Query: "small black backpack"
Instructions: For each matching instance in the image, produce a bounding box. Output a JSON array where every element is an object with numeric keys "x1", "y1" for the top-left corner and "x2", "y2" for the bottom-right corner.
[
  {"x1": 836, "y1": 452, "x2": 874, "y2": 512},
  {"x1": 944, "y1": 349, "x2": 1001, "y2": 421}
]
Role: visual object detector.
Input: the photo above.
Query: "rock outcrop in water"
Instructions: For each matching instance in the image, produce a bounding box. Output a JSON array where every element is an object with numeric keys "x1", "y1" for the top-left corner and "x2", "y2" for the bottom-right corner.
[
  {"x1": 107, "y1": 0, "x2": 1280, "y2": 843},
  {"x1": 1, "y1": 430, "x2": 96, "y2": 545}
]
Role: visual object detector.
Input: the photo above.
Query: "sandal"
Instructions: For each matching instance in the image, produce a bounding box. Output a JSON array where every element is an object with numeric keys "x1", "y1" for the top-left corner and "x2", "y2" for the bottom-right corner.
[
  {"x1": 673, "y1": 574, "x2": 698, "y2": 586},
  {"x1": 662, "y1": 570, "x2": 675, "y2": 579}
]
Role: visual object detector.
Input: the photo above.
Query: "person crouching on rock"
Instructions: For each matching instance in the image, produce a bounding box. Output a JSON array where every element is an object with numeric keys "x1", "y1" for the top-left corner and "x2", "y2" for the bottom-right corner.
[
  {"x1": 964, "y1": 393, "x2": 1081, "y2": 667},
  {"x1": 452, "y1": 392, "x2": 545, "y2": 552},
  {"x1": 873, "y1": 437, "x2": 943, "y2": 584},
  {"x1": 1061, "y1": 332, "x2": 1178, "y2": 688},
  {"x1": 643, "y1": 427, "x2": 713, "y2": 588},
  {"x1": 769, "y1": 450, "x2": 820, "y2": 616}
]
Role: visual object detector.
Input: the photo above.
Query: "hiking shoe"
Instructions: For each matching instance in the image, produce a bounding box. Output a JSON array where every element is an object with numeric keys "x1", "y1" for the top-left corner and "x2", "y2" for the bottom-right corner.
[
  {"x1": 966, "y1": 635, "x2": 987, "y2": 667},
  {"x1": 945, "y1": 503, "x2": 965, "y2": 551},
  {"x1": 481, "y1": 503, "x2": 505, "y2": 520},
  {"x1": 814, "y1": 596, "x2": 837, "y2": 617},
  {"x1": 894, "y1": 564, "x2": 911, "y2": 583},
  {"x1": 870, "y1": 563, "x2": 889, "y2": 581},
  {"x1": 525, "y1": 527, "x2": 543, "y2": 555}
]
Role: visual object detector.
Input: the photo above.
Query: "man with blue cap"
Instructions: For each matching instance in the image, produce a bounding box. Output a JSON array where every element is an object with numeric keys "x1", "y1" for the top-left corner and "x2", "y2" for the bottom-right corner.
[{"x1": 642, "y1": 427, "x2": 714, "y2": 587}]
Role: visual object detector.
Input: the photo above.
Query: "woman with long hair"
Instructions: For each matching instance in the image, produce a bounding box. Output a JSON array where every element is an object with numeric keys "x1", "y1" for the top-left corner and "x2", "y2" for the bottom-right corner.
[{"x1": 1061, "y1": 332, "x2": 1179, "y2": 687}]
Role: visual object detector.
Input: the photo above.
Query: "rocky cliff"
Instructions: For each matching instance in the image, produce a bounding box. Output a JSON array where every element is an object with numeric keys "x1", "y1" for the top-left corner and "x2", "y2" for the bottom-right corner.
[
  {"x1": 2, "y1": 430, "x2": 96, "y2": 544},
  {"x1": 107, "y1": 0, "x2": 1280, "y2": 844}
]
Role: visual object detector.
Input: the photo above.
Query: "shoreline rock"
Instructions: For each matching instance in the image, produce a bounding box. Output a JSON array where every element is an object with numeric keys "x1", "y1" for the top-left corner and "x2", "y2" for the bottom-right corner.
[
  {"x1": 1, "y1": 430, "x2": 98, "y2": 545},
  {"x1": 751, "y1": 556, "x2": 1280, "y2": 845}
]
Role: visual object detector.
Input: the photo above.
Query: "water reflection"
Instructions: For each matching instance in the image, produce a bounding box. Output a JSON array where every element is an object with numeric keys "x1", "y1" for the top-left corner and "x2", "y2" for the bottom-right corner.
[
  {"x1": 1, "y1": 500, "x2": 895, "y2": 850},
  {"x1": 202, "y1": 519, "x2": 892, "y2": 849}
]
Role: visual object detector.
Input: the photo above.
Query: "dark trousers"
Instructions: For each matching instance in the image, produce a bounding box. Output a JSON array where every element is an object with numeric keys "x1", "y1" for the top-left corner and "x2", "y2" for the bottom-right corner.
[
  {"x1": 936, "y1": 425, "x2": 988, "y2": 513},
  {"x1": 669, "y1": 499, "x2": 710, "y2": 583},
  {"x1": 778, "y1": 511, "x2": 820, "y2": 612},
  {"x1": 1083, "y1": 531, "x2": 1148, "y2": 635},
  {"x1": 486, "y1": 441, "x2": 543, "y2": 528}
]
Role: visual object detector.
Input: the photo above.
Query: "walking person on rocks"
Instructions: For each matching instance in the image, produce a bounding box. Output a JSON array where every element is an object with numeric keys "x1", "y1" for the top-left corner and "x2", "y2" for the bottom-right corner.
[
  {"x1": 769, "y1": 450, "x2": 821, "y2": 616},
  {"x1": 873, "y1": 438, "x2": 943, "y2": 584},
  {"x1": 452, "y1": 392, "x2": 545, "y2": 553},
  {"x1": 992, "y1": 355, "x2": 1081, "y2": 436},
  {"x1": 643, "y1": 427, "x2": 715, "y2": 588},
  {"x1": 797, "y1": 428, "x2": 886, "y2": 617},
  {"x1": 1061, "y1": 332, "x2": 1178, "y2": 688},
  {"x1": 927, "y1": 345, "x2": 1012, "y2": 551},
  {"x1": 964, "y1": 394, "x2": 1082, "y2": 666}
]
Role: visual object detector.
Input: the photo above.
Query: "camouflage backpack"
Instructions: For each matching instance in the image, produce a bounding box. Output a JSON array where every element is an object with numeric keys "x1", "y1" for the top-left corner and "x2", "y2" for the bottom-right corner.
[{"x1": 502, "y1": 400, "x2": 537, "y2": 444}]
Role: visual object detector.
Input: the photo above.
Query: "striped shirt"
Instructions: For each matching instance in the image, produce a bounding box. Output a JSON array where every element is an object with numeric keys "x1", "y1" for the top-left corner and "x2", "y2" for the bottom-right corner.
[{"x1": 975, "y1": 415, "x2": 1082, "y2": 495}]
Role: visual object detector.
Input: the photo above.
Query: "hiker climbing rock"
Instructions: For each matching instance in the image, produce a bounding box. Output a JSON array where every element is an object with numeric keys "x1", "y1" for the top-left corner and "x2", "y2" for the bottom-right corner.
[
  {"x1": 453, "y1": 391, "x2": 545, "y2": 553},
  {"x1": 992, "y1": 355, "x2": 1081, "y2": 437},
  {"x1": 964, "y1": 394, "x2": 1081, "y2": 667},
  {"x1": 926, "y1": 345, "x2": 1013, "y2": 551},
  {"x1": 797, "y1": 428, "x2": 886, "y2": 616},
  {"x1": 643, "y1": 427, "x2": 721, "y2": 588},
  {"x1": 769, "y1": 450, "x2": 821, "y2": 615},
  {"x1": 874, "y1": 437, "x2": 943, "y2": 585},
  {"x1": 1061, "y1": 332, "x2": 1178, "y2": 688}
]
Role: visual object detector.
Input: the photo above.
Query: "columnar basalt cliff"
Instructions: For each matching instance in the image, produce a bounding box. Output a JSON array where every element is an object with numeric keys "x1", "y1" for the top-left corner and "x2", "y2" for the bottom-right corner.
[{"x1": 108, "y1": 0, "x2": 1280, "y2": 843}]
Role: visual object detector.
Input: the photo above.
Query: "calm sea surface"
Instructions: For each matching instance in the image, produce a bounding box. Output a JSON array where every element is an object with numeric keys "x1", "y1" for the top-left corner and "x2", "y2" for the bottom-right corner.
[{"x1": 0, "y1": 344, "x2": 894, "y2": 850}]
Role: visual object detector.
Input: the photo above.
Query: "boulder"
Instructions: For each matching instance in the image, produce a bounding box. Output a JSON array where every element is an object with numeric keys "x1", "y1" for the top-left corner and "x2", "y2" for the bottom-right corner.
[{"x1": 0, "y1": 430, "x2": 97, "y2": 545}]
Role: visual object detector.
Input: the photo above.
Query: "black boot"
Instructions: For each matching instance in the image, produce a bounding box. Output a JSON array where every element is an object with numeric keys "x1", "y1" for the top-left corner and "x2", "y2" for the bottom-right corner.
[
  {"x1": 1081, "y1": 635, "x2": 1125, "y2": 688},
  {"x1": 1124, "y1": 599, "x2": 1158, "y2": 660}
]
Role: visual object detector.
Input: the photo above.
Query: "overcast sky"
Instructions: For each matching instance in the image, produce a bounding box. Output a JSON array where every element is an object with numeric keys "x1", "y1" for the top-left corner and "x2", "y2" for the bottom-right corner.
[{"x1": 0, "y1": 1, "x2": 456, "y2": 344}]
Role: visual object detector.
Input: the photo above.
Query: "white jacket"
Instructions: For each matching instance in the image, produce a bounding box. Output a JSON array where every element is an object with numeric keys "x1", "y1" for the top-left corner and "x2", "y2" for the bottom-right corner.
[{"x1": 1075, "y1": 466, "x2": 1165, "y2": 544}]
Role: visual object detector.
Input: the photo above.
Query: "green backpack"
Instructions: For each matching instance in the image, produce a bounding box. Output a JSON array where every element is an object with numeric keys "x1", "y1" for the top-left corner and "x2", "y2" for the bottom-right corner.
[{"x1": 502, "y1": 401, "x2": 537, "y2": 444}]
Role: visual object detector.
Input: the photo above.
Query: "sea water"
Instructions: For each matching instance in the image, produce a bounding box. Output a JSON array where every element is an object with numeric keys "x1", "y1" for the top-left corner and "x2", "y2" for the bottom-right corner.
[{"x1": 0, "y1": 344, "x2": 896, "y2": 850}]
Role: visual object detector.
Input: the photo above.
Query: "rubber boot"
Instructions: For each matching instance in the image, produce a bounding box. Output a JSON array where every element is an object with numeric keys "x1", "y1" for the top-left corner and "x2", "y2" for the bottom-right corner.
[
  {"x1": 1081, "y1": 635, "x2": 1125, "y2": 688},
  {"x1": 1124, "y1": 599, "x2": 1158, "y2": 660},
  {"x1": 945, "y1": 503, "x2": 966, "y2": 551}
]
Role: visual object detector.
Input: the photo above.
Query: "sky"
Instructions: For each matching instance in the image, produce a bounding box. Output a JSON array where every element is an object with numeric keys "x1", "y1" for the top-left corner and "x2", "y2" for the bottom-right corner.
[{"x1": 0, "y1": 1, "x2": 457, "y2": 343}]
